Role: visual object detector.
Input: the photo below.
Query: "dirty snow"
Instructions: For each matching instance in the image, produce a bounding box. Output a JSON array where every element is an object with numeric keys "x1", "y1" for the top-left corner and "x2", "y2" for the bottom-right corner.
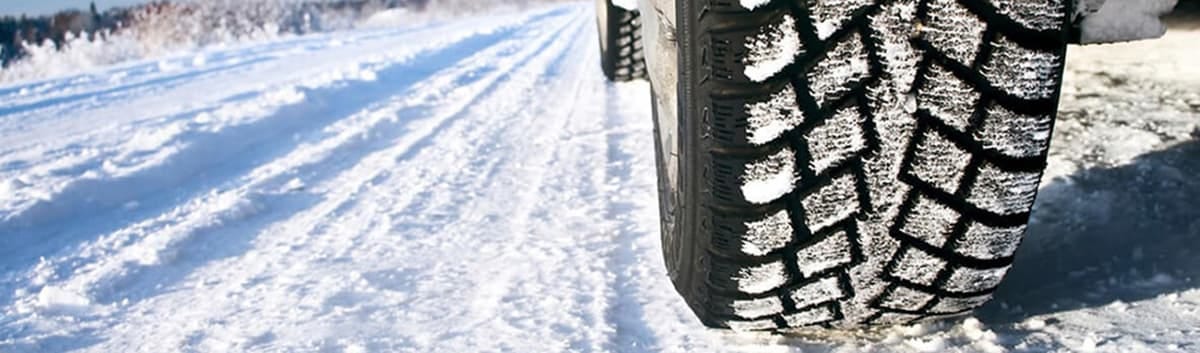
[{"x1": 0, "y1": 4, "x2": 1197, "y2": 353}]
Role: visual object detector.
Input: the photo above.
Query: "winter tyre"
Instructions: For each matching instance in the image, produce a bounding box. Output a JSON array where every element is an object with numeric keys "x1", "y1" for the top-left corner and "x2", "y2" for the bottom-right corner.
[
  {"x1": 660, "y1": 0, "x2": 1071, "y2": 330},
  {"x1": 596, "y1": 0, "x2": 648, "y2": 81}
]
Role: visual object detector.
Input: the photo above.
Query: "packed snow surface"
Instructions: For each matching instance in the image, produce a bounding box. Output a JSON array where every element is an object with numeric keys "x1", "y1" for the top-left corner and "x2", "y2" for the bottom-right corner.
[{"x1": 1, "y1": 4, "x2": 1198, "y2": 352}]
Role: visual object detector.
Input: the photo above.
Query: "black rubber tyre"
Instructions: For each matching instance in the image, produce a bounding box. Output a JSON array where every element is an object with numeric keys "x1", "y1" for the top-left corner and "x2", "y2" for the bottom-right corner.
[
  {"x1": 661, "y1": 0, "x2": 1071, "y2": 330},
  {"x1": 595, "y1": 0, "x2": 648, "y2": 82}
]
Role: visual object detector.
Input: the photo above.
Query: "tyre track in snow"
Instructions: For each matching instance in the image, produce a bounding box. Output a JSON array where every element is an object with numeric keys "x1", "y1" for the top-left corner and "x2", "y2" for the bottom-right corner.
[
  {"x1": 71, "y1": 9, "x2": 607, "y2": 352},
  {"x1": 0, "y1": 6, "x2": 605, "y2": 352},
  {"x1": 0, "y1": 21, "x2": 456, "y2": 117},
  {"x1": 0, "y1": 8, "x2": 572, "y2": 286},
  {"x1": 0, "y1": 8, "x2": 568, "y2": 222},
  {"x1": 18, "y1": 7, "x2": 579, "y2": 304}
]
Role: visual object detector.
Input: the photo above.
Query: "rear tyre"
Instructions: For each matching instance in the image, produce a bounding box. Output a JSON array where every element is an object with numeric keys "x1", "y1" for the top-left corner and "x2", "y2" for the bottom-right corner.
[
  {"x1": 662, "y1": 0, "x2": 1071, "y2": 330},
  {"x1": 596, "y1": 0, "x2": 648, "y2": 82}
]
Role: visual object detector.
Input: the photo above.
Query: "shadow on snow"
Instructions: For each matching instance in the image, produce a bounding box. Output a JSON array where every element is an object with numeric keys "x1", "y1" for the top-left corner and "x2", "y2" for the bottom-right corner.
[{"x1": 981, "y1": 137, "x2": 1200, "y2": 323}]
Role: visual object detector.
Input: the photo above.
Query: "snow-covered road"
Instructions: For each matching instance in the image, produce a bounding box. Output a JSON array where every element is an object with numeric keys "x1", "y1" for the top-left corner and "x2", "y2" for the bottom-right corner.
[{"x1": 0, "y1": 4, "x2": 1197, "y2": 352}]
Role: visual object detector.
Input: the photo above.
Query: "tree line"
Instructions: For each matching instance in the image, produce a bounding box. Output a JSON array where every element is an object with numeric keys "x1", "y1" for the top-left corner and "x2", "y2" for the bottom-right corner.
[{"x1": 0, "y1": 0, "x2": 429, "y2": 67}]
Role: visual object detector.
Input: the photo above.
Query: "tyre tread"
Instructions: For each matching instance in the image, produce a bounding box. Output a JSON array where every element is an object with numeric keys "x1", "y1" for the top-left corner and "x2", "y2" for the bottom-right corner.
[{"x1": 674, "y1": 0, "x2": 1070, "y2": 330}]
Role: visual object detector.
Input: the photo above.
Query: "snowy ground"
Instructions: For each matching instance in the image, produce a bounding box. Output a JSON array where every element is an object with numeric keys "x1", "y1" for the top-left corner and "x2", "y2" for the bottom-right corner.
[{"x1": 0, "y1": 4, "x2": 1197, "y2": 352}]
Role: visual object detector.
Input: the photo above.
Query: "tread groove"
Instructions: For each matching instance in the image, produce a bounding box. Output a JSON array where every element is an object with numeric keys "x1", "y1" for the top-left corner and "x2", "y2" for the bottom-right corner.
[{"x1": 662, "y1": 0, "x2": 1069, "y2": 330}]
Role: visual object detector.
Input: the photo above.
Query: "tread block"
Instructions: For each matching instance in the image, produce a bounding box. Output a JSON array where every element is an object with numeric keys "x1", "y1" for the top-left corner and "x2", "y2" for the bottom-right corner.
[
  {"x1": 909, "y1": 129, "x2": 972, "y2": 194},
  {"x1": 878, "y1": 286, "x2": 937, "y2": 311},
  {"x1": 874, "y1": 312, "x2": 923, "y2": 323},
  {"x1": 923, "y1": 0, "x2": 987, "y2": 66},
  {"x1": 985, "y1": 0, "x2": 1066, "y2": 31},
  {"x1": 900, "y1": 195, "x2": 959, "y2": 247},
  {"x1": 929, "y1": 294, "x2": 993, "y2": 314},
  {"x1": 737, "y1": 209, "x2": 797, "y2": 256},
  {"x1": 783, "y1": 304, "x2": 838, "y2": 326},
  {"x1": 801, "y1": 173, "x2": 860, "y2": 232},
  {"x1": 745, "y1": 14, "x2": 805, "y2": 82},
  {"x1": 795, "y1": 229, "x2": 855, "y2": 277},
  {"x1": 745, "y1": 84, "x2": 807, "y2": 145},
  {"x1": 806, "y1": 32, "x2": 871, "y2": 108},
  {"x1": 982, "y1": 34, "x2": 1062, "y2": 100},
  {"x1": 806, "y1": 106, "x2": 867, "y2": 175},
  {"x1": 726, "y1": 318, "x2": 780, "y2": 331},
  {"x1": 954, "y1": 221, "x2": 1024, "y2": 260},
  {"x1": 789, "y1": 275, "x2": 848, "y2": 308},
  {"x1": 867, "y1": 1, "x2": 921, "y2": 88},
  {"x1": 943, "y1": 265, "x2": 1011, "y2": 293},
  {"x1": 892, "y1": 247, "x2": 946, "y2": 286},
  {"x1": 728, "y1": 260, "x2": 791, "y2": 294},
  {"x1": 918, "y1": 64, "x2": 979, "y2": 131},
  {"x1": 965, "y1": 162, "x2": 1040, "y2": 216},
  {"x1": 738, "y1": 147, "x2": 800, "y2": 205},
  {"x1": 978, "y1": 103, "x2": 1053, "y2": 158},
  {"x1": 724, "y1": 296, "x2": 786, "y2": 319},
  {"x1": 808, "y1": 0, "x2": 874, "y2": 39}
]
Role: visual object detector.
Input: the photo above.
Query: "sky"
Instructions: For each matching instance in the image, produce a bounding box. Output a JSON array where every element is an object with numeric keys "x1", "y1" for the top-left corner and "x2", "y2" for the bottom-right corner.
[{"x1": 0, "y1": 0, "x2": 153, "y2": 16}]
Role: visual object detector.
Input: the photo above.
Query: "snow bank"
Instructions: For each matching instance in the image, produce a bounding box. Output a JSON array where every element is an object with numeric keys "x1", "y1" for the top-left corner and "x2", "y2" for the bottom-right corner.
[{"x1": 0, "y1": 0, "x2": 568, "y2": 84}]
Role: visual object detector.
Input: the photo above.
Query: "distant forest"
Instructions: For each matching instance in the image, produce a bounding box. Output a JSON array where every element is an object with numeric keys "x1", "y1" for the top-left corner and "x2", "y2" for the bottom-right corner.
[{"x1": 0, "y1": 0, "x2": 430, "y2": 67}]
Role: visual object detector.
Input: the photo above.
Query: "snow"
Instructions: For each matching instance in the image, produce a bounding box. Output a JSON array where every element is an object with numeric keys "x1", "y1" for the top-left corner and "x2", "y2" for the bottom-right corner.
[
  {"x1": 735, "y1": 261, "x2": 788, "y2": 294},
  {"x1": 0, "y1": 4, "x2": 1197, "y2": 353},
  {"x1": 611, "y1": 0, "x2": 639, "y2": 11},
  {"x1": 31, "y1": 286, "x2": 94, "y2": 316},
  {"x1": 742, "y1": 210, "x2": 794, "y2": 256},
  {"x1": 740, "y1": 0, "x2": 772, "y2": 11},
  {"x1": 794, "y1": 231, "x2": 853, "y2": 277},
  {"x1": 1076, "y1": 0, "x2": 1176, "y2": 44},
  {"x1": 740, "y1": 148, "x2": 798, "y2": 204},
  {"x1": 746, "y1": 85, "x2": 804, "y2": 145},
  {"x1": 744, "y1": 15, "x2": 802, "y2": 82}
]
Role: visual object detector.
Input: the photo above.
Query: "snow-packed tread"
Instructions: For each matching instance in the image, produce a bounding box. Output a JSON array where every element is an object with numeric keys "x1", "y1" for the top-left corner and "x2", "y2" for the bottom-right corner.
[
  {"x1": 671, "y1": 0, "x2": 1068, "y2": 330},
  {"x1": 597, "y1": 0, "x2": 648, "y2": 82}
]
